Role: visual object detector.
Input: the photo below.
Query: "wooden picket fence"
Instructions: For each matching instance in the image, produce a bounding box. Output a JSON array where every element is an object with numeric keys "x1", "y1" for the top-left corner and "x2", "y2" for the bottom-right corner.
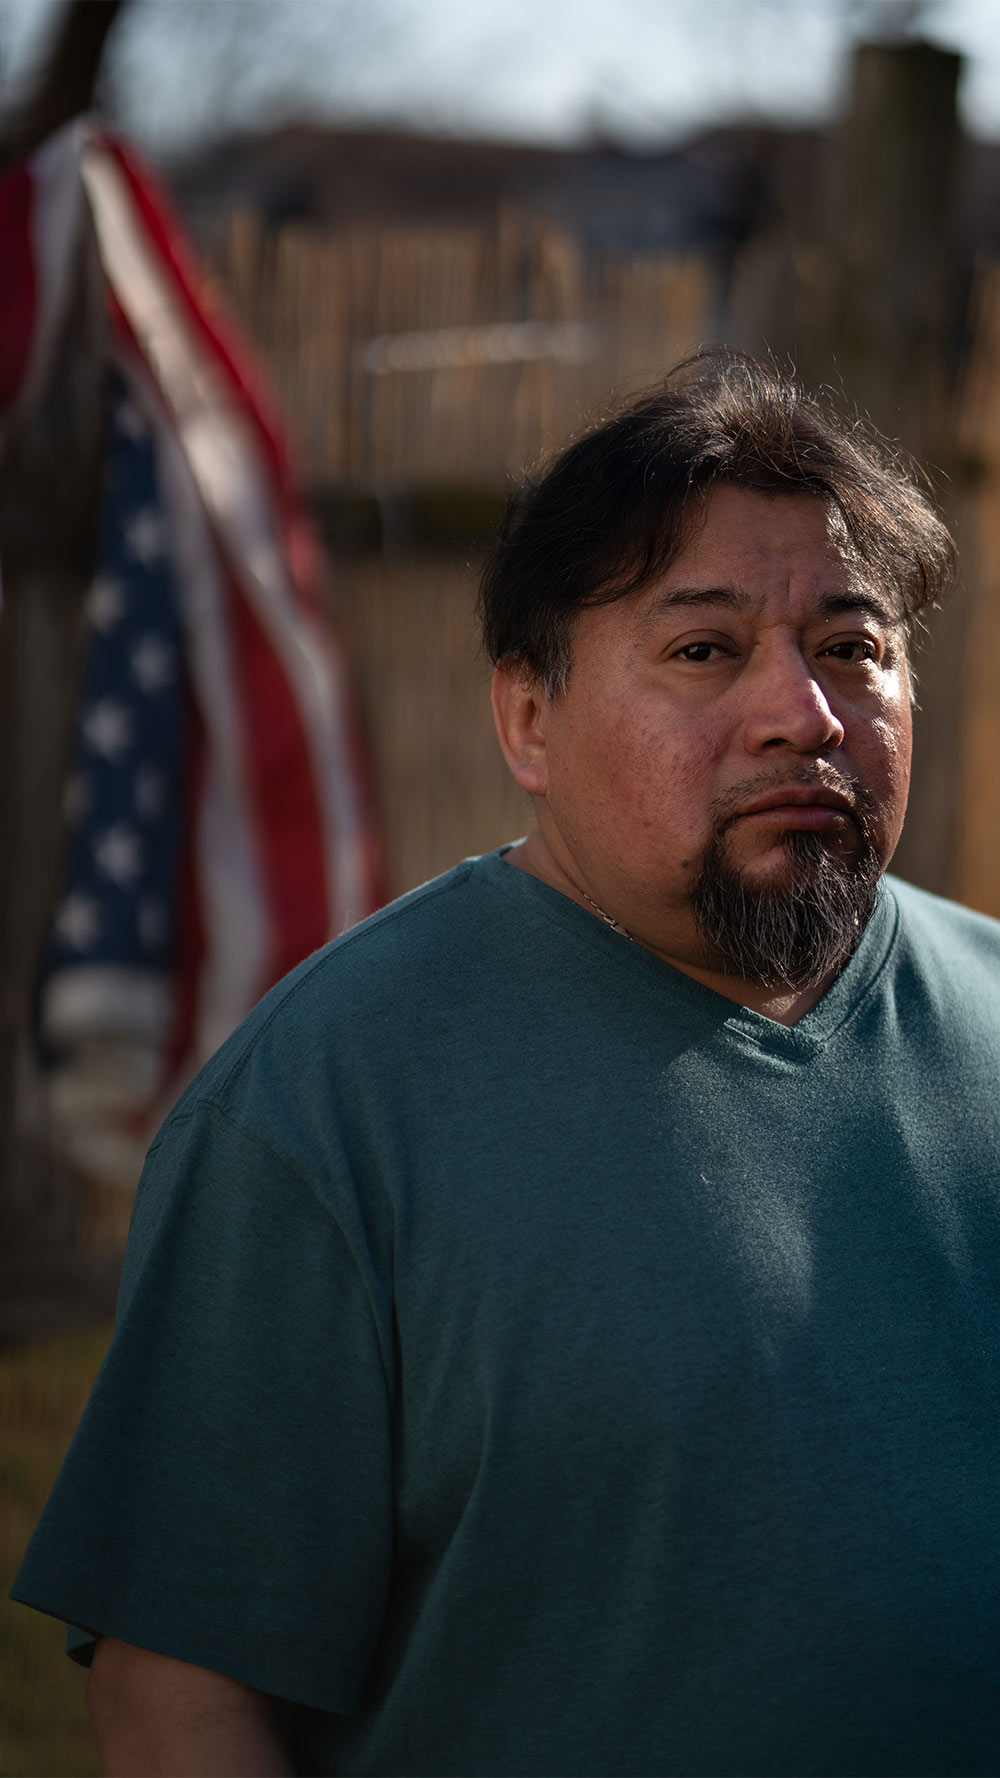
[
  {"x1": 326, "y1": 551, "x2": 528, "y2": 897},
  {"x1": 208, "y1": 210, "x2": 713, "y2": 488}
]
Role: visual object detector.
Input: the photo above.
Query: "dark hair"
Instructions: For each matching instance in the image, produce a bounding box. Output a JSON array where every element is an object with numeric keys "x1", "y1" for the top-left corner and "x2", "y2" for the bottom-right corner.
[{"x1": 479, "y1": 350, "x2": 957, "y2": 692}]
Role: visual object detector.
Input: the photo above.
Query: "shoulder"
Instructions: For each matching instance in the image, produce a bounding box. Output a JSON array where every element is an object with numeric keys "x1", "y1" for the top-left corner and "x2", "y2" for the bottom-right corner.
[
  {"x1": 885, "y1": 874, "x2": 1000, "y2": 964},
  {"x1": 882, "y1": 874, "x2": 1000, "y2": 1014},
  {"x1": 157, "y1": 853, "x2": 518, "y2": 1146}
]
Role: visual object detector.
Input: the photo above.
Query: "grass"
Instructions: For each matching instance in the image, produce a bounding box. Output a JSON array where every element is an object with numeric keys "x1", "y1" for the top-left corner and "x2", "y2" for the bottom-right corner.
[{"x1": 0, "y1": 1324, "x2": 112, "y2": 1778}]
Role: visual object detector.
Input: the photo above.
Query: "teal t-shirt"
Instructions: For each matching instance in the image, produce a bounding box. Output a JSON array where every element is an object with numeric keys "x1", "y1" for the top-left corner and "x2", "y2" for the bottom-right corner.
[{"x1": 12, "y1": 850, "x2": 1000, "y2": 1776}]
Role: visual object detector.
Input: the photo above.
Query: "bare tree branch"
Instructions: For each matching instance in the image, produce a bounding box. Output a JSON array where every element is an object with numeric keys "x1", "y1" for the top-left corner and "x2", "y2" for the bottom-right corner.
[{"x1": 0, "y1": 0, "x2": 128, "y2": 170}]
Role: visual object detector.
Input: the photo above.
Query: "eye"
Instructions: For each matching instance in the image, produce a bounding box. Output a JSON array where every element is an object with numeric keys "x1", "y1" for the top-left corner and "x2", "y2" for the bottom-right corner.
[
  {"x1": 820, "y1": 638, "x2": 880, "y2": 664},
  {"x1": 672, "y1": 641, "x2": 729, "y2": 663}
]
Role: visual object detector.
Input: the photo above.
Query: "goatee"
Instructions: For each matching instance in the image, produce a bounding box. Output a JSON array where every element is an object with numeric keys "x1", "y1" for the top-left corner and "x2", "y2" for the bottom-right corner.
[{"x1": 691, "y1": 789, "x2": 883, "y2": 993}]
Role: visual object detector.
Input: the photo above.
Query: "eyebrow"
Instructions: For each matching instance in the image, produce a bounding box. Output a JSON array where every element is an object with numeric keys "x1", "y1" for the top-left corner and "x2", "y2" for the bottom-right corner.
[{"x1": 640, "y1": 584, "x2": 902, "y2": 627}]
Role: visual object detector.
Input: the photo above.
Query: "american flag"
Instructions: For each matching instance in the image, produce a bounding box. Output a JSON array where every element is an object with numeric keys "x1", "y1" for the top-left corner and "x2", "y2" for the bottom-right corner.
[{"x1": 1, "y1": 124, "x2": 385, "y2": 1183}]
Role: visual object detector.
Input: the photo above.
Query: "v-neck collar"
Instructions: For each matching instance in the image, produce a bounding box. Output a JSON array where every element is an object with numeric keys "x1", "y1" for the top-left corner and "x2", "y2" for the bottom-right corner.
[{"x1": 479, "y1": 843, "x2": 900, "y2": 1059}]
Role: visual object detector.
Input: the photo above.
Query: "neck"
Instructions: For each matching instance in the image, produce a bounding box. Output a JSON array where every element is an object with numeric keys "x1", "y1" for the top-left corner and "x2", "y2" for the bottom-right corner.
[{"x1": 503, "y1": 831, "x2": 841, "y2": 1027}]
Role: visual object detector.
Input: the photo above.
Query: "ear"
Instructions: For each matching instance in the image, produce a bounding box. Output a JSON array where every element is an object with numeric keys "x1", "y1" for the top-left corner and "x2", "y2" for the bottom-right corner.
[{"x1": 490, "y1": 662, "x2": 551, "y2": 798}]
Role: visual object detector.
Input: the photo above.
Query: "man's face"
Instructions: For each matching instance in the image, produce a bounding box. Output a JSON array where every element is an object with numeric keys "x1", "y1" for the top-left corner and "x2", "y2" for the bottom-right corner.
[{"x1": 512, "y1": 485, "x2": 913, "y2": 979}]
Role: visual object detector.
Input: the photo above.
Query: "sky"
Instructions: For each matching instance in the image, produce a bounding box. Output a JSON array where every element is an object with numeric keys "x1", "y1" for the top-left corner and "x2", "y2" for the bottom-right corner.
[{"x1": 1, "y1": 0, "x2": 999, "y2": 155}]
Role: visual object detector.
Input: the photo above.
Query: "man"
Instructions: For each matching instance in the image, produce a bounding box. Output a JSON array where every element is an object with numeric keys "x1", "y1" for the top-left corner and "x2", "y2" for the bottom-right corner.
[{"x1": 13, "y1": 352, "x2": 1000, "y2": 1778}]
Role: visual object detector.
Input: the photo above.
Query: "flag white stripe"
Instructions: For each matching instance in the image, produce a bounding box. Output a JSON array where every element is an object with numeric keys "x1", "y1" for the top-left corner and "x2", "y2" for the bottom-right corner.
[
  {"x1": 41, "y1": 964, "x2": 172, "y2": 1043},
  {"x1": 131, "y1": 360, "x2": 271, "y2": 1057}
]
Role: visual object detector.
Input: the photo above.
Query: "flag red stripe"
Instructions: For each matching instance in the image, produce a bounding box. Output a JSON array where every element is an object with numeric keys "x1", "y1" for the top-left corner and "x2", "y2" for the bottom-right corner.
[
  {"x1": 0, "y1": 165, "x2": 38, "y2": 416},
  {"x1": 224, "y1": 561, "x2": 330, "y2": 985}
]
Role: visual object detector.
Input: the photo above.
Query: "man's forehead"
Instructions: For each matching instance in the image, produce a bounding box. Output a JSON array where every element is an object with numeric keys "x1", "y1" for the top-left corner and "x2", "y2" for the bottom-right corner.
[
  {"x1": 635, "y1": 492, "x2": 905, "y2": 629},
  {"x1": 638, "y1": 579, "x2": 903, "y2": 629}
]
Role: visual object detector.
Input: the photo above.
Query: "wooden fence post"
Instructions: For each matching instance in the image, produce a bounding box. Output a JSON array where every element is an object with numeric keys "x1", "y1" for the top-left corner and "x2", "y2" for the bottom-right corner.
[
  {"x1": 0, "y1": 0, "x2": 127, "y2": 1333},
  {"x1": 824, "y1": 40, "x2": 964, "y2": 896},
  {"x1": 824, "y1": 40, "x2": 962, "y2": 455}
]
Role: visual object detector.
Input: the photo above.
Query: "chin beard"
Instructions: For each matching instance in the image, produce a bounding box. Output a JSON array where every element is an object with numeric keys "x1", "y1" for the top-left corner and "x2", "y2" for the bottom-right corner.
[{"x1": 691, "y1": 820, "x2": 883, "y2": 994}]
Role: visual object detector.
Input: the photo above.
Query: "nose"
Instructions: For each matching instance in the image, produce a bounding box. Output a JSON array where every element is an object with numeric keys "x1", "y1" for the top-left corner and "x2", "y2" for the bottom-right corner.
[{"x1": 741, "y1": 643, "x2": 845, "y2": 756}]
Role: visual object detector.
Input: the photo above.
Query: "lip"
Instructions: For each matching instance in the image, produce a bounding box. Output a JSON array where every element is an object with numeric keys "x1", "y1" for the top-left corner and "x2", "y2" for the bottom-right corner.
[
  {"x1": 734, "y1": 787, "x2": 857, "y2": 829},
  {"x1": 738, "y1": 786, "x2": 855, "y2": 817}
]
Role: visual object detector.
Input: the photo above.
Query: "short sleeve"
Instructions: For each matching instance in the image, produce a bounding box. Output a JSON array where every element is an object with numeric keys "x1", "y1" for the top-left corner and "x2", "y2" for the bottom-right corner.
[{"x1": 10, "y1": 1100, "x2": 395, "y2": 1715}]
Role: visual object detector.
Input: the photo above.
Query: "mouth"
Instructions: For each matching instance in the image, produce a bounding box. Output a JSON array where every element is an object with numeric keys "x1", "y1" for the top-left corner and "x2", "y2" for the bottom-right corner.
[
  {"x1": 711, "y1": 768, "x2": 876, "y2": 857},
  {"x1": 735, "y1": 786, "x2": 857, "y2": 829},
  {"x1": 716, "y1": 778, "x2": 867, "y2": 846}
]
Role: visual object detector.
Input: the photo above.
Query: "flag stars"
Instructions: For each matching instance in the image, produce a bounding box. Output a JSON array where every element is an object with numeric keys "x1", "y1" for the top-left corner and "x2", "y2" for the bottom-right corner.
[
  {"x1": 54, "y1": 892, "x2": 100, "y2": 952},
  {"x1": 131, "y1": 634, "x2": 176, "y2": 693},
  {"x1": 94, "y1": 823, "x2": 144, "y2": 887},
  {"x1": 125, "y1": 507, "x2": 167, "y2": 565},
  {"x1": 83, "y1": 699, "x2": 133, "y2": 761},
  {"x1": 86, "y1": 575, "x2": 125, "y2": 632}
]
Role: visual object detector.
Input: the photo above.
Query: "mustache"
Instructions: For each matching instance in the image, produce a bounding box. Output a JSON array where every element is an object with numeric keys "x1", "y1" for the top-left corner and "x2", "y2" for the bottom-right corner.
[{"x1": 709, "y1": 766, "x2": 876, "y2": 837}]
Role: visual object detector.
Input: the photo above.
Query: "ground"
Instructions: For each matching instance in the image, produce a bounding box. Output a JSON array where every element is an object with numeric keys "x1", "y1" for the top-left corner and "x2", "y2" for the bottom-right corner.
[{"x1": 0, "y1": 1322, "x2": 111, "y2": 1778}]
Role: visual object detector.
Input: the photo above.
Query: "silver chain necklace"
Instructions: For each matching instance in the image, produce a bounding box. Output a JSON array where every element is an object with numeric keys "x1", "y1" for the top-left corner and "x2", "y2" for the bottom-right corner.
[{"x1": 579, "y1": 888, "x2": 634, "y2": 942}]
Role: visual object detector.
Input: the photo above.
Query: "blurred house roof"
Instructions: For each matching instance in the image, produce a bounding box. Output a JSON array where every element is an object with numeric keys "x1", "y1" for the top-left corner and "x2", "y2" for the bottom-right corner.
[
  {"x1": 162, "y1": 115, "x2": 1000, "y2": 294},
  {"x1": 163, "y1": 121, "x2": 805, "y2": 257}
]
